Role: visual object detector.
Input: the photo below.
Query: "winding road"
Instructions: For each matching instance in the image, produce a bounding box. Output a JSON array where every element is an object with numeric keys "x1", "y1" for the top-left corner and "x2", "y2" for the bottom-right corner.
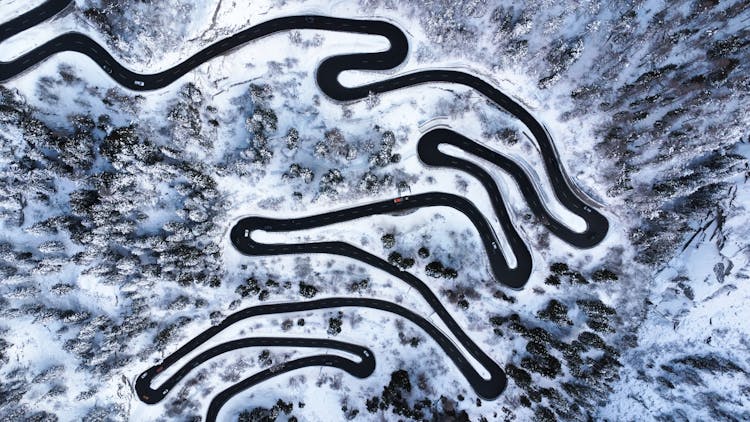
[
  {"x1": 0, "y1": 0, "x2": 608, "y2": 289},
  {"x1": 134, "y1": 298, "x2": 506, "y2": 422},
  {"x1": 139, "y1": 337, "x2": 376, "y2": 422},
  {"x1": 1, "y1": 1, "x2": 609, "y2": 420}
]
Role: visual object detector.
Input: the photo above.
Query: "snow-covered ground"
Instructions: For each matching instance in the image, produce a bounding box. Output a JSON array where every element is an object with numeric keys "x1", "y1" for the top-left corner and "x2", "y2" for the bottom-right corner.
[
  {"x1": 602, "y1": 146, "x2": 750, "y2": 420},
  {"x1": 1, "y1": 0, "x2": 748, "y2": 421}
]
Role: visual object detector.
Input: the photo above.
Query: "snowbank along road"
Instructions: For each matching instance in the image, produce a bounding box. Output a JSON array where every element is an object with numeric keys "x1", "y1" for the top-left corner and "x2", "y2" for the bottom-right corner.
[{"x1": 1, "y1": 1, "x2": 609, "y2": 420}]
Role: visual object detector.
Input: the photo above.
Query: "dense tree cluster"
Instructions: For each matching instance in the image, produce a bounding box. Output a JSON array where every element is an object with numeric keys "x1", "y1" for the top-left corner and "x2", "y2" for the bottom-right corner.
[
  {"x1": 4, "y1": 0, "x2": 748, "y2": 419},
  {"x1": 245, "y1": 84, "x2": 279, "y2": 166},
  {"x1": 0, "y1": 80, "x2": 232, "y2": 418},
  {"x1": 492, "y1": 296, "x2": 622, "y2": 419},
  {"x1": 365, "y1": 369, "x2": 475, "y2": 420},
  {"x1": 237, "y1": 399, "x2": 295, "y2": 422}
]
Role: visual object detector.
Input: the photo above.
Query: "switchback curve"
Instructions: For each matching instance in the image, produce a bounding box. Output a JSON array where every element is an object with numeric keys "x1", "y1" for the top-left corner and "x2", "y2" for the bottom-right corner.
[
  {"x1": 417, "y1": 128, "x2": 608, "y2": 249},
  {"x1": 1, "y1": 1, "x2": 610, "y2": 418},
  {"x1": 232, "y1": 192, "x2": 530, "y2": 288},
  {"x1": 135, "y1": 298, "x2": 506, "y2": 421},
  {"x1": 135, "y1": 337, "x2": 374, "y2": 405},
  {"x1": 208, "y1": 355, "x2": 366, "y2": 422},
  {"x1": 137, "y1": 337, "x2": 374, "y2": 422},
  {"x1": 1, "y1": 0, "x2": 608, "y2": 239},
  {"x1": 1, "y1": 0, "x2": 608, "y2": 286}
]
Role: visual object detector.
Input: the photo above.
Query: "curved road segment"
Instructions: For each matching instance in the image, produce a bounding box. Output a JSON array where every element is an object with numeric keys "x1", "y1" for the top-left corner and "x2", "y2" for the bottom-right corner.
[
  {"x1": 138, "y1": 337, "x2": 375, "y2": 422},
  {"x1": 135, "y1": 298, "x2": 506, "y2": 422},
  {"x1": 0, "y1": 0, "x2": 608, "y2": 289},
  {"x1": 2, "y1": 1, "x2": 609, "y2": 420}
]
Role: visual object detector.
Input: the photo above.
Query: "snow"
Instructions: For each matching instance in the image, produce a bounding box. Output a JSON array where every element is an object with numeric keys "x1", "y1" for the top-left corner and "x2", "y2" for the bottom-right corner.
[
  {"x1": 2, "y1": 0, "x2": 748, "y2": 420},
  {"x1": 601, "y1": 157, "x2": 750, "y2": 420}
]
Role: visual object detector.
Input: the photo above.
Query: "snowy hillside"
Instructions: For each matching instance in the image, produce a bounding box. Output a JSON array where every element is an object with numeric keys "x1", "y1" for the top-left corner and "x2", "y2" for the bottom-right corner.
[{"x1": 0, "y1": 0, "x2": 748, "y2": 421}]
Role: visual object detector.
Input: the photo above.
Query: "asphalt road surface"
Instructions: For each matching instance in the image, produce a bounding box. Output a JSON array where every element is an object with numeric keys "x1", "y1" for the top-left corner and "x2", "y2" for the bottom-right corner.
[
  {"x1": 135, "y1": 298, "x2": 506, "y2": 422},
  {"x1": 1, "y1": 1, "x2": 608, "y2": 289},
  {"x1": 0, "y1": 0, "x2": 607, "y2": 282},
  {"x1": 139, "y1": 337, "x2": 374, "y2": 422},
  {"x1": 2, "y1": 2, "x2": 608, "y2": 420}
]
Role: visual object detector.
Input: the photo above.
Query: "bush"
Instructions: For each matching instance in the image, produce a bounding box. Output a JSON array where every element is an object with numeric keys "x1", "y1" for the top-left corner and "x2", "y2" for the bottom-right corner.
[
  {"x1": 534, "y1": 406, "x2": 556, "y2": 422},
  {"x1": 425, "y1": 261, "x2": 444, "y2": 278},
  {"x1": 550, "y1": 262, "x2": 569, "y2": 275},
  {"x1": 381, "y1": 233, "x2": 395, "y2": 249},
  {"x1": 366, "y1": 397, "x2": 380, "y2": 413},
  {"x1": 286, "y1": 128, "x2": 299, "y2": 150},
  {"x1": 457, "y1": 298, "x2": 469, "y2": 310},
  {"x1": 348, "y1": 278, "x2": 369, "y2": 293},
  {"x1": 537, "y1": 300, "x2": 572, "y2": 326},
  {"x1": 388, "y1": 252, "x2": 414, "y2": 269},
  {"x1": 327, "y1": 312, "x2": 343, "y2": 335},
  {"x1": 442, "y1": 267, "x2": 458, "y2": 279},
  {"x1": 549, "y1": 263, "x2": 588, "y2": 284},
  {"x1": 236, "y1": 277, "x2": 261, "y2": 297},
  {"x1": 299, "y1": 282, "x2": 318, "y2": 298},
  {"x1": 544, "y1": 275, "x2": 561, "y2": 286},
  {"x1": 592, "y1": 268, "x2": 618, "y2": 282},
  {"x1": 521, "y1": 352, "x2": 562, "y2": 379},
  {"x1": 258, "y1": 350, "x2": 272, "y2": 367},
  {"x1": 505, "y1": 364, "x2": 532, "y2": 388}
]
